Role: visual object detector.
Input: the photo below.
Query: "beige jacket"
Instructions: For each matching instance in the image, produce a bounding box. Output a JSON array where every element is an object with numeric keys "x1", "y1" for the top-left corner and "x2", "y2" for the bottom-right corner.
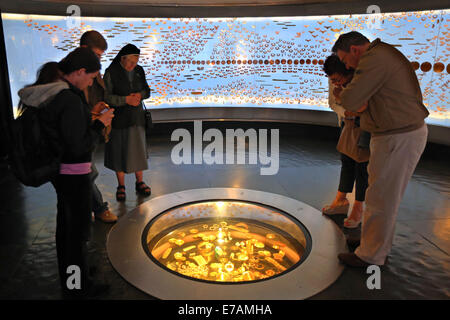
[
  {"x1": 340, "y1": 38, "x2": 429, "y2": 136},
  {"x1": 328, "y1": 78, "x2": 346, "y2": 126}
]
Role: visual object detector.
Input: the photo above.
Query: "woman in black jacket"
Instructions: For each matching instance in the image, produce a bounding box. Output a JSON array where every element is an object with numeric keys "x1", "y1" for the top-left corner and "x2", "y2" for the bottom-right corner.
[
  {"x1": 38, "y1": 47, "x2": 114, "y2": 298},
  {"x1": 103, "y1": 44, "x2": 151, "y2": 201}
]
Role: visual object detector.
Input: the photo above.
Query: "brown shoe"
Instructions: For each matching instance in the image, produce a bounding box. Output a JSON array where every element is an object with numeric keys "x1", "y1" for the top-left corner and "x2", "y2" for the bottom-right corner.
[
  {"x1": 338, "y1": 252, "x2": 371, "y2": 268},
  {"x1": 95, "y1": 210, "x2": 118, "y2": 223}
]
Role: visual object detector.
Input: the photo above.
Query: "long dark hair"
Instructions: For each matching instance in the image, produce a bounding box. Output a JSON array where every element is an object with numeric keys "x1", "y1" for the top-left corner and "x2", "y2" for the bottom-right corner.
[
  {"x1": 31, "y1": 62, "x2": 62, "y2": 86},
  {"x1": 323, "y1": 54, "x2": 354, "y2": 77},
  {"x1": 18, "y1": 62, "x2": 63, "y2": 115},
  {"x1": 58, "y1": 47, "x2": 101, "y2": 75}
]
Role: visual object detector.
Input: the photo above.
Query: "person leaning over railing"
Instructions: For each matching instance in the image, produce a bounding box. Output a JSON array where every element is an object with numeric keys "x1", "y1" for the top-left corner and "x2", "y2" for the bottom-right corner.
[{"x1": 332, "y1": 31, "x2": 429, "y2": 267}]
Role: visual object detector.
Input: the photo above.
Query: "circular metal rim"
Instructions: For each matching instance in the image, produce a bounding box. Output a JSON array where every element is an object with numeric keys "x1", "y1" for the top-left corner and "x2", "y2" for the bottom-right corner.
[
  {"x1": 107, "y1": 188, "x2": 347, "y2": 300},
  {"x1": 142, "y1": 199, "x2": 313, "y2": 285}
]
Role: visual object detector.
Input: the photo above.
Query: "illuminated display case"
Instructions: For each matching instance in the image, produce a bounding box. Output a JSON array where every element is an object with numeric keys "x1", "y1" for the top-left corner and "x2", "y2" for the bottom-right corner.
[
  {"x1": 144, "y1": 200, "x2": 310, "y2": 283},
  {"x1": 2, "y1": 10, "x2": 449, "y2": 126}
]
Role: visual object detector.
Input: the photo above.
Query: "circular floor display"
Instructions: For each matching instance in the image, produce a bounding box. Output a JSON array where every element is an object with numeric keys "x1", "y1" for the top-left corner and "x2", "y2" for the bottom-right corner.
[
  {"x1": 107, "y1": 188, "x2": 347, "y2": 299},
  {"x1": 145, "y1": 200, "x2": 310, "y2": 283}
]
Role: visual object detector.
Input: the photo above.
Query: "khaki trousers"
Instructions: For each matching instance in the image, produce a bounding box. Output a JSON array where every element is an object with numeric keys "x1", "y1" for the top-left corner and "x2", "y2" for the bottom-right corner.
[{"x1": 355, "y1": 124, "x2": 428, "y2": 265}]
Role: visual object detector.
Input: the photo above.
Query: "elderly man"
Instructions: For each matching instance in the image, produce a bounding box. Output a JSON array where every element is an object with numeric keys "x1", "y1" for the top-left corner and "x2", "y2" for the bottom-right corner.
[{"x1": 332, "y1": 31, "x2": 429, "y2": 267}]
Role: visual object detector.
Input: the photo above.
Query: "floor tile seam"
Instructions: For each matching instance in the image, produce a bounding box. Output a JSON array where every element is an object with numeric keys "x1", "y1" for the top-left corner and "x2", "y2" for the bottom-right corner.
[{"x1": 418, "y1": 234, "x2": 450, "y2": 257}]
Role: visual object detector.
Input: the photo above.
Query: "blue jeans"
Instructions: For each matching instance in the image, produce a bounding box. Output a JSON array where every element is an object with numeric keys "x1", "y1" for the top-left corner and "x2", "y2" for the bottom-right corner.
[{"x1": 90, "y1": 161, "x2": 109, "y2": 215}]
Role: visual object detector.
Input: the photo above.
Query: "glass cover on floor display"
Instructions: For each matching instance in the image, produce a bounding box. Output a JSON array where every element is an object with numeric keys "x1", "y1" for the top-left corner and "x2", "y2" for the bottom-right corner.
[{"x1": 145, "y1": 201, "x2": 310, "y2": 283}]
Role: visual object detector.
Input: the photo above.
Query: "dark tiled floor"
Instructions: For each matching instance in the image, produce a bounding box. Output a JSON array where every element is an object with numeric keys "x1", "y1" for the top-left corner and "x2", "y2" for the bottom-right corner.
[{"x1": 0, "y1": 122, "x2": 449, "y2": 300}]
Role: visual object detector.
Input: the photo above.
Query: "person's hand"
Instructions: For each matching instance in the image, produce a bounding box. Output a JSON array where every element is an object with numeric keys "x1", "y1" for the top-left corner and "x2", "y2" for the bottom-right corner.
[
  {"x1": 345, "y1": 110, "x2": 359, "y2": 117},
  {"x1": 98, "y1": 108, "x2": 114, "y2": 127},
  {"x1": 333, "y1": 86, "x2": 343, "y2": 98},
  {"x1": 333, "y1": 86, "x2": 343, "y2": 104},
  {"x1": 91, "y1": 101, "x2": 109, "y2": 114},
  {"x1": 126, "y1": 94, "x2": 140, "y2": 107},
  {"x1": 357, "y1": 102, "x2": 368, "y2": 113}
]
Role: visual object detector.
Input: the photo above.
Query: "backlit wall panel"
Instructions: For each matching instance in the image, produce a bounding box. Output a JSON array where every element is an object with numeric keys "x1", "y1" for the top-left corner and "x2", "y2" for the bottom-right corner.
[{"x1": 2, "y1": 10, "x2": 449, "y2": 126}]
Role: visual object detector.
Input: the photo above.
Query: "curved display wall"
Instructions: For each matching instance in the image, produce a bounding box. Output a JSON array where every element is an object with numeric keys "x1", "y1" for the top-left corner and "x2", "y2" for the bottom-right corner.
[{"x1": 2, "y1": 9, "x2": 449, "y2": 127}]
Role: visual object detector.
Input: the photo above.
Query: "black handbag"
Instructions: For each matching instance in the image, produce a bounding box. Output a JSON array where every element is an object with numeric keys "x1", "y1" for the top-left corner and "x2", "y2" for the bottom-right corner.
[
  {"x1": 354, "y1": 117, "x2": 371, "y2": 149},
  {"x1": 143, "y1": 101, "x2": 153, "y2": 136}
]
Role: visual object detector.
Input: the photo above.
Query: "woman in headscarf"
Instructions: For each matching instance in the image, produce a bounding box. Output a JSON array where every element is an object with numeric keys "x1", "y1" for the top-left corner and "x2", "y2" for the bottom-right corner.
[{"x1": 103, "y1": 44, "x2": 151, "y2": 201}]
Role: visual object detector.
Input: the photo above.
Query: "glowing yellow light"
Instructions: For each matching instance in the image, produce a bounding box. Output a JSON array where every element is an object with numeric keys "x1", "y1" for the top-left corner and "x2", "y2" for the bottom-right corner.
[
  {"x1": 183, "y1": 245, "x2": 196, "y2": 252},
  {"x1": 216, "y1": 202, "x2": 225, "y2": 209},
  {"x1": 149, "y1": 201, "x2": 306, "y2": 282},
  {"x1": 162, "y1": 247, "x2": 172, "y2": 259},
  {"x1": 224, "y1": 262, "x2": 234, "y2": 272}
]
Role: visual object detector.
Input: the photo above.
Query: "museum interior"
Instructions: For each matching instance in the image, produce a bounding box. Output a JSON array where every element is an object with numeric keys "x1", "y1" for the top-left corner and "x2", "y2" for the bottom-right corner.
[{"x1": 0, "y1": 0, "x2": 448, "y2": 300}]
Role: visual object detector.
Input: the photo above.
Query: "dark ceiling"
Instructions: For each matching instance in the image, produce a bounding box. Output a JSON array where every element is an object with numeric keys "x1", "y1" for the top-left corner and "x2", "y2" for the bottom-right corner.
[{"x1": 0, "y1": 0, "x2": 448, "y2": 17}]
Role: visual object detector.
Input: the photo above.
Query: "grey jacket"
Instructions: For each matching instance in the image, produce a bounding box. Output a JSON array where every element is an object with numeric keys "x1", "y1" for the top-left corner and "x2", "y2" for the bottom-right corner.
[{"x1": 18, "y1": 81, "x2": 69, "y2": 108}]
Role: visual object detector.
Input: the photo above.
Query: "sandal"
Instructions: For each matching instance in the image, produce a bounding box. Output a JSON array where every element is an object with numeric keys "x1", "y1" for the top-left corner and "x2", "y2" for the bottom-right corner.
[
  {"x1": 322, "y1": 201, "x2": 349, "y2": 215},
  {"x1": 116, "y1": 185, "x2": 126, "y2": 202},
  {"x1": 135, "y1": 181, "x2": 151, "y2": 197},
  {"x1": 343, "y1": 217, "x2": 361, "y2": 229}
]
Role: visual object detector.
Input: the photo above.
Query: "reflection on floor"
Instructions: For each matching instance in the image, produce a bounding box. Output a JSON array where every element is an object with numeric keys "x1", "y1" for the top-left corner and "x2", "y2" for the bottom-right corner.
[{"x1": 0, "y1": 122, "x2": 449, "y2": 299}]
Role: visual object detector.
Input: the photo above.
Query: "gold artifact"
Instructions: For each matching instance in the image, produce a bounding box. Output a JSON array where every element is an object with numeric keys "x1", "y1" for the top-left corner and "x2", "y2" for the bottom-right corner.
[
  {"x1": 183, "y1": 245, "x2": 196, "y2": 252},
  {"x1": 162, "y1": 247, "x2": 172, "y2": 259},
  {"x1": 174, "y1": 239, "x2": 185, "y2": 246},
  {"x1": 148, "y1": 204, "x2": 305, "y2": 283}
]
